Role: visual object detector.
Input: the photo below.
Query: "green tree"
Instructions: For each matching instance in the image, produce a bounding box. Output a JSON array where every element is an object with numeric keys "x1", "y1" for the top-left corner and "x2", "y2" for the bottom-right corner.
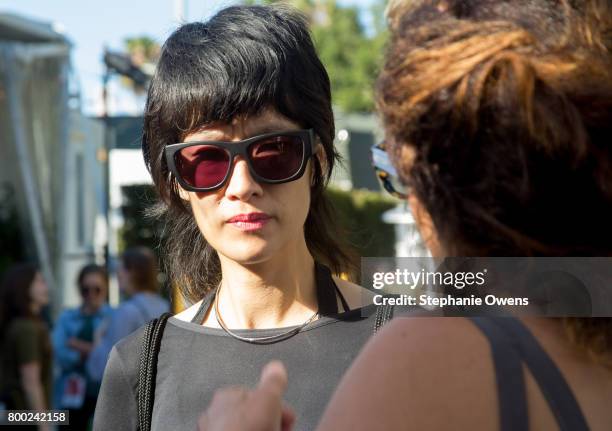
[
  {"x1": 120, "y1": 36, "x2": 160, "y2": 93},
  {"x1": 245, "y1": 0, "x2": 388, "y2": 113}
]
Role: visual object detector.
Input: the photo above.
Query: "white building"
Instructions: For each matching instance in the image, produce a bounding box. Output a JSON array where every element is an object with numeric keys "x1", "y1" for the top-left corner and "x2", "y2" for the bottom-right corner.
[{"x1": 0, "y1": 13, "x2": 106, "y2": 313}]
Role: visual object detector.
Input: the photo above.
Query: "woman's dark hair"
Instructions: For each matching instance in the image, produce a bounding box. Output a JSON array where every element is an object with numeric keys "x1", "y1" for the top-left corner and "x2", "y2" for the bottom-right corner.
[
  {"x1": 122, "y1": 247, "x2": 159, "y2": 294},
  {"x1": 142, "y1": 4, "x2": 355, "y2": 303},
  {"x1": 0, "y1": 263, "x2": 38, "y2": 337},
  {"x1": 77, "y1": 263, "x2": 108, "y2": 289},
  {"x1": 378, "y1": 0, "x2": 612, "y2": 365}
]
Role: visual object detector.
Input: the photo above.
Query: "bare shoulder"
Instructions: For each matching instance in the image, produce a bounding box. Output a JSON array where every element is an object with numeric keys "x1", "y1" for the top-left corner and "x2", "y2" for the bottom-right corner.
[
  {"x1": 173, "y1": 300, "x2": 203, "y2": 322},
  {"x1": 318, "y1": 317, "x2": 498, "y2": 430},
  {"x1": 332, "y1": 276, "x2": 375, "y2": 309},
  {"x1": 366, "y1": 317, "x2": 492, "y2": 373}
]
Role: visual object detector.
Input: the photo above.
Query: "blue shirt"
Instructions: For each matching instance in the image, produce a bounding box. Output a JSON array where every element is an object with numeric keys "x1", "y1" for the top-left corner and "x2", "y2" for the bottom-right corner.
[
  {"x1": 86, "y1": 292, "x2": 169, "y2": 383},
  {"x1": 52, "y1": 304, "x2": 114, "y2": 405}
]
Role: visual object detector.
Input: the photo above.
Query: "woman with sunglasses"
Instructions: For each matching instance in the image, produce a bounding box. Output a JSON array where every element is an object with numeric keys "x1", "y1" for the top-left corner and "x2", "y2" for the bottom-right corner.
[
  {"x1": 93, "y1": 4, "x2": 378, "y2": 431},
  {"x1": 52, "y1": 264, "x2": 112, "y2": 430}
]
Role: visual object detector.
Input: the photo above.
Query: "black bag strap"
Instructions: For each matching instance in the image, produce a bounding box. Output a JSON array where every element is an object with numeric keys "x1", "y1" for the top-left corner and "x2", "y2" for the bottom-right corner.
[
  {"x1": 374, "y1": 304, "x2": 394, "y2": 333},
  {"x1": 137, "y1": 312, "x2": 172, "y2": 431}
]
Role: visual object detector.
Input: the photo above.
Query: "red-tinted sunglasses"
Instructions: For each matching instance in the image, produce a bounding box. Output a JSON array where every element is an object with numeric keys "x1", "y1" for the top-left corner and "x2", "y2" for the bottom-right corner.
[{"x1": 165, "y1": 129, "x2": 316, "y2": 192}]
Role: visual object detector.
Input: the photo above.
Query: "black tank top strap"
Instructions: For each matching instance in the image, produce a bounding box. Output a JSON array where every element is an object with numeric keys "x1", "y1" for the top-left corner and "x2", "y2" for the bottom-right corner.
[
  {"x1": 334, "y1": 282, "x2": 350, "y2": 313},
  {"x1": 190, "y1": 291, "x2": 215, "y2": 324},
  {"x1": 315, "y1": 262, "x2": 341, "y2": 315},
  {"x1": 490, "y1": 317, "x2": 590, "y2": 431},
  {"x1": 469, "y1": 317, "x2": 528, "y2": 431}
]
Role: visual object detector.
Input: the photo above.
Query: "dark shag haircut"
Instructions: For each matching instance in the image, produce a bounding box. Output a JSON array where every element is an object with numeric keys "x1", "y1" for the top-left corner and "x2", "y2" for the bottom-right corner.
[
  {"x1": 142, "y1": 4, "x2": 355, "y2": 304},
  {"x1": 379, "y1": 0, "x2": 612, "y2": 365}
]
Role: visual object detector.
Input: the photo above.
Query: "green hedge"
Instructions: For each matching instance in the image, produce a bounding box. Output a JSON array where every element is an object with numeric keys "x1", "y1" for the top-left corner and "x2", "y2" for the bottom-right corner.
[
  {"x1": 119, "y1": 185, "x2": 161, "y2": 253},
  {"x1": 325, "y1": 187, "x2": 396, "y2": 259}
]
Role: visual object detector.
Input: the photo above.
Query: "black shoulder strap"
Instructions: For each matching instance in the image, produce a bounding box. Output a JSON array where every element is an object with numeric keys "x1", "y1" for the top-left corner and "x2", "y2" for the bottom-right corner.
[
  {"x1": 373, "y1": 304, "x2": 394, "y2": 333},
  {"x1": 491, "y1": 318, "x2": 590, "y2": 431},
  {"x1": 333, "y1": 282, "x2": 351, "y2": 313},
  {"x1": 137, "y1": 312, "x2": 172, "y2": 431},
  {"x1": 469, "y1": 317, "x2": 528, "y2": 431},
  {"x1": 316, "y1": 263, "x2": 340, "y2": 316}
]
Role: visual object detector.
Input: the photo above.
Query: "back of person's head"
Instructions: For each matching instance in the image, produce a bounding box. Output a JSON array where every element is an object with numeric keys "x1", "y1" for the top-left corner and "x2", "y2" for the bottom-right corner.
[
  {"x1": 142, "y1": 4, "x2": 355, "y2": 302},
  {"x1": 0, "y1": 263, "x2": 38, "y2": 336},
  {"x1": 121, "y1": 247, "x2": 159, "y2": 294},
  {"x1": 377, "y1": 0, "x2": 612, "y2": 363}
]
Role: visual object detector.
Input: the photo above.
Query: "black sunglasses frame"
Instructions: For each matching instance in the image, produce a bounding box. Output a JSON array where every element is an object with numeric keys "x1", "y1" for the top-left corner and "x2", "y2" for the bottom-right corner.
[
  {"x1": 371, "y1": 143, "x2": 410, "y2": 200},
  {"x1": 165, "y1": 129, "x2": 316, "y2": 192}
]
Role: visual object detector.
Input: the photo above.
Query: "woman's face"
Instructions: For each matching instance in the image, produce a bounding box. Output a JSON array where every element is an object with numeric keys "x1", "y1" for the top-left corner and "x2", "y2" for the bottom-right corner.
[
  {"x1": 178, "y1": 109, "x2": 314, "y2": 265},
  {"x1": 29, "y1": 272, "x2": 49, "y2": 308},
  {"x1": 80, "y1": 272, "x2": 107, "y2": 310}
]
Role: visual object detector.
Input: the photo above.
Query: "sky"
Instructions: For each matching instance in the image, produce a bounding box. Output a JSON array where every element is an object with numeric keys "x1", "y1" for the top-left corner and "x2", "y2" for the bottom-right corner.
[{"x1": 0, "y1": 0, "x2": 377, "y2": 116}]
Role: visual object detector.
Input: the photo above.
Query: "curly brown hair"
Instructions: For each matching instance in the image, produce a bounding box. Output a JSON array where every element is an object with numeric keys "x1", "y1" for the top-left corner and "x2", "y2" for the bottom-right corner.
[{"x1": 378, "y1": 0, "x2": 612, "y2": 365}]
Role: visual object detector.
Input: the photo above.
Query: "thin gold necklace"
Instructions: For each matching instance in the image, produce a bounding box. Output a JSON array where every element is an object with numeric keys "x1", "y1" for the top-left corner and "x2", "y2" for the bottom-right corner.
[{"x1": 213, "y1": 284, "x2": 319, "y2": 345}]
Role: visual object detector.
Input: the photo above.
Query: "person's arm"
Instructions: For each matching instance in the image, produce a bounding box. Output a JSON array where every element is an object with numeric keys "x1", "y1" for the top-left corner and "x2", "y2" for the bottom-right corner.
[
  {"x1": 67, "y1": 337, "x2": 94, "y2": 357},
  {"x1": 20, "y1": 362, "x2": 51, "y2": 431},
  {"x1": 87, "y1": 306, "x2": 138, "y2": 382},
  {"x1": 92, "y1": 346, "x2": 139, "y2": 431},
  {"x1": 51, "y1": 311, "x2": 82, "y2": 369},
  {"x1": 13, "y1": 320, "x2": 51, "y2": 431},
  {"x1": 20, "y1": 361, "x2": 47, "y2": 408}
]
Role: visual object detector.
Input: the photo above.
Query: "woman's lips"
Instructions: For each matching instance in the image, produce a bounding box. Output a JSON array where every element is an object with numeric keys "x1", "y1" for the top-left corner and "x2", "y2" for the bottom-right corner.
[{"x1": 226, "y1": 213, "x2": 271, "y2": 231}]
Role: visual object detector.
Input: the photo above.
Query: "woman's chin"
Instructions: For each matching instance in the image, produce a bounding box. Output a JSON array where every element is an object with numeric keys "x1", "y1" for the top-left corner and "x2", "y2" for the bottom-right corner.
[{"x1": 221, "y1": 242, "x2": 281, "y2": 266}]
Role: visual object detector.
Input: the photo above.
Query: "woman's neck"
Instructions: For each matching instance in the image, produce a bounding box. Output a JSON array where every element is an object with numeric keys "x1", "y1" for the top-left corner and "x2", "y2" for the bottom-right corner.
[{"x1": 210, "y1": 241, "x2": 318, "y2": 330}]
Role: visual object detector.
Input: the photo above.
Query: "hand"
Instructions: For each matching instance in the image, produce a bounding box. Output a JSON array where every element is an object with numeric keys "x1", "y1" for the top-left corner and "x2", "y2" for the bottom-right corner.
[
  {"x1": 197, "y1": 361, "x2": 295, "y2": 431},
  {"x1": 67, "y1": 338, "x2": 93, "y2": 357}
]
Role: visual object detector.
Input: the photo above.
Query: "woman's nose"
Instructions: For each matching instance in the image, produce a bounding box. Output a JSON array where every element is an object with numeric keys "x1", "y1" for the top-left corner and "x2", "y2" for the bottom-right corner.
[{"x1": 224, "y1": 157, "x2": 263, "y2": 201}]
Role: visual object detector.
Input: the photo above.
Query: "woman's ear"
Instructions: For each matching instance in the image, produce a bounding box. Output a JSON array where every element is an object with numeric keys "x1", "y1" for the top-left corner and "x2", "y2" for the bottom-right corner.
[
  {"x1": 176, "y1": 183, "x2": 191, "y2": 201},
  {"x1": 311, "y1": 144, "x2": 328, "y2": 186}
]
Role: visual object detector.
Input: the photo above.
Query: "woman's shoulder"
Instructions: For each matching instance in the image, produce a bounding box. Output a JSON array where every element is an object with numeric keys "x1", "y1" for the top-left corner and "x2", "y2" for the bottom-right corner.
[
  {"x1": 318, "y1": 317, "x2": 500, "y2": 430},
  {"x1": 367, "y1": 317, "x2": 490, "y2": 368}
]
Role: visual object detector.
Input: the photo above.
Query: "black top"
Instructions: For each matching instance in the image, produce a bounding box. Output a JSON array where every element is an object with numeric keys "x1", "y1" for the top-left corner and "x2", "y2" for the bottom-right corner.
[
  {"x1": 93, "y1": 264, "x2": 383, "y2": 431},
  {"x1": 470, "y1": 317, "x2": 589, "y2": 431}
]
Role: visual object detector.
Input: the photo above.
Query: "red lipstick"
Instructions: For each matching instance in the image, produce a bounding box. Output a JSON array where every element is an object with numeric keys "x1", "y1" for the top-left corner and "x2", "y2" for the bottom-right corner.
[{"x1": 227, "y1": 212, "x2": 271, "y2": 231}]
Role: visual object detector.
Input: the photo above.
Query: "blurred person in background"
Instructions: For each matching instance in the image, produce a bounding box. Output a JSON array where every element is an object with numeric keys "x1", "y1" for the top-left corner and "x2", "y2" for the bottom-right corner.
[
  {"x1": 87, "y1": 247, "x2": 168, "y2": 383},
  {"x1": 197, "y1": 1, "x2": 612, "y2": 430},
  {"x1": 0, "y1": 263, "x2": 51, "y2": 431},
  {"x1": 52, "y1": 264, "x2": 112, "y2": 430}
]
